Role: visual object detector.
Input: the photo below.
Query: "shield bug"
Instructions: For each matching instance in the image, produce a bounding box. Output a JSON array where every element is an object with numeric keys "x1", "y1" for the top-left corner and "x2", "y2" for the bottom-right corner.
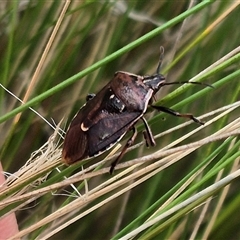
[{"x1": 62, "y1": 47, "x2": 211, "y2": 173}]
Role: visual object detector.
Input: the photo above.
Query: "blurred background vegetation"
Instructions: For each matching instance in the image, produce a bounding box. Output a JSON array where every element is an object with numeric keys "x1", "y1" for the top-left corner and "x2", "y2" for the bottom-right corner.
[{"x1": 0, "y1": 1, "x2": 240, "y2": 239}]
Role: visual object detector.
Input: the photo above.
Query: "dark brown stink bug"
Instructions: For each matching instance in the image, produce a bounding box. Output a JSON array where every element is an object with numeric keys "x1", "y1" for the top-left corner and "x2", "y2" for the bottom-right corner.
[{"x1": 62, "y1": 47, "x2": 209, "y2": 173}]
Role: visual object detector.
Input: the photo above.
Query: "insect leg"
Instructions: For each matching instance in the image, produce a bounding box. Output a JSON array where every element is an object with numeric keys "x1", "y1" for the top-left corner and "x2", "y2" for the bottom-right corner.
[
  {"x1": 151, "y1": 105, "x2": 204, "y2": 125},
  {"x1": 143, "y1": 131, "x2": 150, "y2": 147},
  {"x1": 110, "y1": 126, "x2": 138, "y2": 174},
  {"x1": 141, "y1": 117, "x2": 156, "y2": 147}
]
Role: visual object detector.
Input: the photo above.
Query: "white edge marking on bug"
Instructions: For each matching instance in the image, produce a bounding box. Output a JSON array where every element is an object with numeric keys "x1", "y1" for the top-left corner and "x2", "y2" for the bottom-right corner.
[
  {"x1": 143, "y1": 89, "x2": 154, "y2": 113},
  {"x1": 81, "y1": 122, "x2": 89, "y2": 131}
]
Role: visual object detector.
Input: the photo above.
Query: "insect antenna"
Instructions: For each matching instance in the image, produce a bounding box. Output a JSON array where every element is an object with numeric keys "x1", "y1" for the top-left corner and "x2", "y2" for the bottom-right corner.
[
  {"x1": 162, "y1": 81, "x2": 213, "y2": 88},
  {"x1": 156, "y1": 47, "x2": 213, "y2": 88},
  {"x1": 156, "y1": 46, "x2": 164, "y2": 74}
]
